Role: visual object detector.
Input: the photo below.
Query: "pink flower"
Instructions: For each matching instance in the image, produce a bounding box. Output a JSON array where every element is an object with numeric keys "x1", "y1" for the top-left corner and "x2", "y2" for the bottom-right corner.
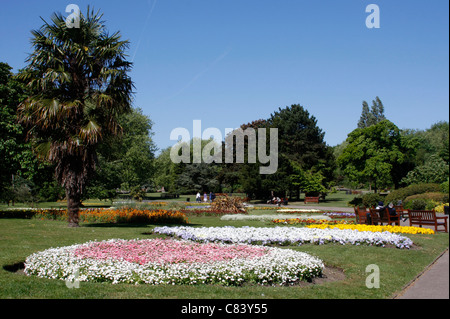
[{"x1": 74, "y1": 239, "x2": 269, "y2": 265}]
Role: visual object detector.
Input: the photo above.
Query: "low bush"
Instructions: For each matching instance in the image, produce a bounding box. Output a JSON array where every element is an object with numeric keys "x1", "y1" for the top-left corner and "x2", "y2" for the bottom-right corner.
[
  {"x1": 434, "y1": 203, "x2": 449, "y2": 213},
  {"x1": 349, "y1": 193, "x2": 383, "y2": 208},
  {"x1": 403, "y1": 199, "x2": 436, "y2": 211},
  {"x1": 404, "y1": 192, "x2": 449, "y2": 203},
  {"x1": 348, "y1": 196, "x2": 363, "y2": 207},
  {"x1": 441, "y1": 179, "x2": 449, "y2": 194},
  {"x1": 385, "y1": 183, "x2": 441, "y2": 203},
  {"x1": 403, "y1": 192, "x2": 449, "y2": 211},
  {"x1": 362, "y1": 193, "x2": 383, "y2": 208},
  {"x1": 0, "y1": 209, "x2": 37, "y2": 219},
  {"x1": 210, "y1": 195, "x2": 246, "y2": 214}
]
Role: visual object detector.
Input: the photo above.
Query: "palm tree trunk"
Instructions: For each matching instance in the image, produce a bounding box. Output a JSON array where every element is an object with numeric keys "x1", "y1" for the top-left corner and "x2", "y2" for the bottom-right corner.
[{"x1": 66, "y1": 186, "x2": 81, "y2": 227}]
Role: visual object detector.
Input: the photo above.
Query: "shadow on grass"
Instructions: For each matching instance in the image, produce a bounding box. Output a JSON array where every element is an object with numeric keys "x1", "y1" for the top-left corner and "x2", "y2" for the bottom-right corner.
[{"x1": 3, "y1": 261, "x2": 25, "y2": 273}]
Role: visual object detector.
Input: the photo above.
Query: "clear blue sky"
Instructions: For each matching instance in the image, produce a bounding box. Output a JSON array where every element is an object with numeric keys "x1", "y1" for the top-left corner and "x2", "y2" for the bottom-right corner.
[{"x1": 1, "y1": 0, "x2": 448, "y2": 152}]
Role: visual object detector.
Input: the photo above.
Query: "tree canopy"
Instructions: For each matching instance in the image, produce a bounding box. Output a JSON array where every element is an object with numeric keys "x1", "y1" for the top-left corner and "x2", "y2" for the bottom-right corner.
[{"x1": 338, "y1": 120, "x2": 410, "y2": 191}]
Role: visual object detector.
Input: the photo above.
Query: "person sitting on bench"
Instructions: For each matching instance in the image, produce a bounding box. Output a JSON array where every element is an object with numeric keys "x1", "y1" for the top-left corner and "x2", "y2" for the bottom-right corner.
[
  {"x1": 376, "y1": 201, "x2": 385, "y2": 219},
  {"x1": 386, "y1": 202, "x2": 397, "y2": 217}
]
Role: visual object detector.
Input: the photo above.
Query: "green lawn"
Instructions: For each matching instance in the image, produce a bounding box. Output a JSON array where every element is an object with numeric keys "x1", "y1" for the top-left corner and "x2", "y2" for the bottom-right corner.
[{"x1": 0, "y1": 209, "x2": 448, "y2": 299}]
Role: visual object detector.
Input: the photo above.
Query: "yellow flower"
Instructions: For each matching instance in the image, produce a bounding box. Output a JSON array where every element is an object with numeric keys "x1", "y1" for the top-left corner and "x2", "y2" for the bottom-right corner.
[
  {"x1": 307, "y1": 224, "x2": 435, "y2": 235},
  {"x1": 434, "y1": 203, "x2": 449, "y2": 213}
]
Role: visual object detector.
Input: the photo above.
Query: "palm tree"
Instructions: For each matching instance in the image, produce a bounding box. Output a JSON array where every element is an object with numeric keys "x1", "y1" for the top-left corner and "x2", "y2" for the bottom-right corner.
[{"x1": 18, "y1": 7, "x2": 134, "y2": 227}]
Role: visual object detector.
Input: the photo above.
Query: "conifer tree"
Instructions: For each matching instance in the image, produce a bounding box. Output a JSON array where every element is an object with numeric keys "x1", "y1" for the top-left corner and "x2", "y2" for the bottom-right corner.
[{"x1": 358, "y1": 96, "x2": 386, "y2": 128}]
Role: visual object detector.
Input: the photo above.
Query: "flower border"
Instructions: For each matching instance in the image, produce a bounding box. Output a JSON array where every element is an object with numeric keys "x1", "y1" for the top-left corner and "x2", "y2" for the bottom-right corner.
[{"x1": 154, "y1": 226, "x2": 414, "y2": 249}]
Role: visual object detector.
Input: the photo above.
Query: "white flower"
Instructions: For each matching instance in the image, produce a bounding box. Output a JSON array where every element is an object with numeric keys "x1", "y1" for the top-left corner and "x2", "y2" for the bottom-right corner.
[
  {"x1": 24, "y1": 238, "x2": 324, "y2": 286},
  {"x1": 154, "y1": 226, "x2": 413, "y2": 249}
]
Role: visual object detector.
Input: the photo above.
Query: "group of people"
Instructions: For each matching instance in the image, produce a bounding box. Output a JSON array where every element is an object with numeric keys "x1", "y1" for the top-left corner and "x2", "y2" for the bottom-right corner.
[
  {"x1": 366, "y1": 201, "x2": 406, "y2": 225},
  {"x1": 377, "y1": 201, "x2": 397, "y2": 219},
  {"x1": 267, "y1": 196, "x2": 283, "y2": 206},
  {"x1": 196, "y1": 192, "x2": 216, "y2": 203}
]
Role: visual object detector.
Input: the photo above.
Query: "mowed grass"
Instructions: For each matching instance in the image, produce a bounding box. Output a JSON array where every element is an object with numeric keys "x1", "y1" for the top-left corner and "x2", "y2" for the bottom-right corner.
[{"x1": 0, "y1": 211, "x2": 448, "y2": 299}]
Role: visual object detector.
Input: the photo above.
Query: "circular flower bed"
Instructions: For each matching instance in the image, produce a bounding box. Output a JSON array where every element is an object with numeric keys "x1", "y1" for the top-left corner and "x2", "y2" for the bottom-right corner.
[{"x1": 24, "y1": 238, "x2": 324, "y2": 286}]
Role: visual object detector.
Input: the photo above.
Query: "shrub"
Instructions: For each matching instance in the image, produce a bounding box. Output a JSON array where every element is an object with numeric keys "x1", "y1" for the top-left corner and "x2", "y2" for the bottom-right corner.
[
  {"x1": 361, "y1": 193, "x2": 383, "y2": 208},
  {"x1": 0, "y1": 209, "x2": 37, "y2": 219},
  {"x1": 130, "y1": 186, "x2": 146, "y2": 202},
  {"x1": 404, "y1": 199, "x2": 436, "y2": 211},
  {"x1": 434, "y1": 203, "x2": 449, "y2": 213},
  {"x1": 37, "y1": 181, "x2": 65, "y2": 202},
  {"x1": 385, "y1": 183, "x2": 441, "y2": 203},
  {"x1": 210, "y1": 195, "x2": 246, "y2": 214},
  {"x1": 441, "y1": 179, "x2": 449, "y2": 194},
  {"x1": 348, "y1": 196, "x2": 363, "y2": 207},
  {"x1": 404, "y1": 192, "x2": 449, "y2": 203}
]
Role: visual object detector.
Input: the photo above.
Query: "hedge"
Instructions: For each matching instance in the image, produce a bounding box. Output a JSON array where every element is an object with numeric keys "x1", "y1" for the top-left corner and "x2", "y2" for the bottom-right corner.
[{"x1": 385, "y1": 183, "x2": 441, "y2": 203}]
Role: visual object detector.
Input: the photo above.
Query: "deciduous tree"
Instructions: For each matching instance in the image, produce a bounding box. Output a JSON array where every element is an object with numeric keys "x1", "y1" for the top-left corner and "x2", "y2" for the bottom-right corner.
[{"x1": 338, "y1": 120, "x2": 408, "y2": 191}]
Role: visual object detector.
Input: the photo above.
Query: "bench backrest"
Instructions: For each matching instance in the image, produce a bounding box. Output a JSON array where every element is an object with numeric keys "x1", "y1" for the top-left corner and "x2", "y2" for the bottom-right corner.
[
  {"x1": 369, "y1": 208, "x2": 381, "y2": 220},
  {"x1": 408, "y1": 210, "x2": 436, "y2": 221},
  {"x1": 394, "y1": 205, "x2": 404, "y2": 213},
  {"x1": 358, "y1": 208, "x2": 368, "y2": 220}
]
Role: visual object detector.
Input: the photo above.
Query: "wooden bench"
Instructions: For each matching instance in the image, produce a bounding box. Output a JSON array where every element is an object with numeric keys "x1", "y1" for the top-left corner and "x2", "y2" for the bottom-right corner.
[
  {"x1": 394, "y1": 205, "x2": 407, "y2": 219},
  {"x1": 383, "y1": 208, "x2": 401, "y2": 226},
  {"x1": 368, "y1": 208, "x2": 400, "y2": 226},
  {"x1": 354, "y1": 207, "x2": 369, "y2": 224},
  {"x1": 369, "y1": 208, "x2": 382, "y2": 225},
  {"x1": 408, "y1": 210, "x2": 448, "y2": 233},
  {"x1": 304, "y1": 196, "x2": 319, "y2": 204}
]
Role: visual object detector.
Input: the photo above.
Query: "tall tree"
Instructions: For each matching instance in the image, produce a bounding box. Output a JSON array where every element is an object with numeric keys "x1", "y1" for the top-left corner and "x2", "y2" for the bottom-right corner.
[
  {"x1": 401, "y1": 154, "x2": 449, "y2": 185},
  {"x1": 226, "y1": 105, "x2": 335, "y2": 199},
  {"x1": 268, "y1": 105, "x2": 335, "y2": 185},
  {"x1": 18, "y1": 8, "x2": 134, "y2": 227},
  {"x1": 86, "y1": 107, "x2": 156, "y2": 200},
  {"x1": 0, "y1": 62, "x2": 41, "y2": 202},
  {"x1": 357, "y1": 101, "x2": 372, "y2": 129},
  {"x1": 358, "y1": 96, "x2": 386, "y2": 128},
  {"x1": 1, "y1": 62, "x2": 24, "y2": 194},
  {"x1": 338, "y1": 120, "x2": 409, "y2": 191}
]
